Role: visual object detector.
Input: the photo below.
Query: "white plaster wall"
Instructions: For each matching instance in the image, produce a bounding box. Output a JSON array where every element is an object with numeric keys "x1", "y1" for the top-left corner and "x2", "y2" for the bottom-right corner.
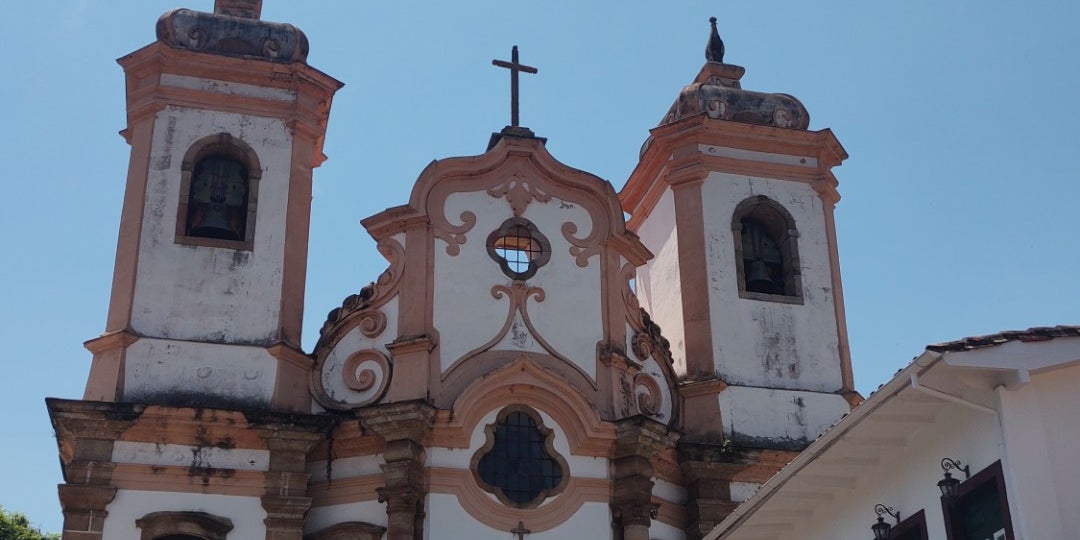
[
  {"x1": 768, "y1": 402, "x2": 1005, "y2": 540},
  {"x1": 717, "y1": 386, "x2": 849, "y2": 445},
  {"x1": 641, "y1": 353, "x2": 674, "y2": 422},
  {"x1": 424, "y1": 495, "x2": 610, "y2": 540},
  {"x1": 307, "y1": 455, "x2": 385, "y2": 483},
  {"x1": 433, "y1": 190, "x2": 602, "y2": 380},
  {"x1": 650, "y1": 519, "x2": 687, "y2": 540},
  {"x1": 318, "y1": 298, "x2": 399, "y2": 407},
  {"x1": 728, "y1": 481, "x2": 759, "y2": 503},
  {"x1": 160, "y1": 74, "x2": 298, "y2": 102},
  {"x1": 123, "y1": 338, "x2": 277, "y2": 406},
  {"x1": 634, "y1": 188, "x2": 686, "y2": 374},
  {"x1": 112, "y1": 441, "x2": 268, "y2": 471},
  {"x1": 101, "y1": 489, "x2": 266, "y2": 539},
  {"x1": 700, "y1": 172, "x2": 842, "y2": 391},
  {"x1": 305, "y1": 501, "x2": 387, "y2": 537},
  {"x1": 132, "y1": 105, "x2": 293, "y2": 343},
  {"x1": 997, "y1": 365, "x2": 1080, "y2": 539},
  {"x1": 654, "y1": 478, "x2": 687, "y2": 505}
]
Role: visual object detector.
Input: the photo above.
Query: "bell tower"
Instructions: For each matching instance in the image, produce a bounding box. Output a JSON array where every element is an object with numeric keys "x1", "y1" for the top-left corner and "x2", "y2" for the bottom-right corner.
[
  {"x1": 83, "y1": 0, "x2": 342, "y2": 412},
  {"x1": 622, "y1": 19, "x2": 859, "y2": 449}
]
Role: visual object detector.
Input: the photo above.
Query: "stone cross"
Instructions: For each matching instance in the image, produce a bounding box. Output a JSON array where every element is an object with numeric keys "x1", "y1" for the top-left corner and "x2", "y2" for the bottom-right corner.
[
  {"x1": 492, "y1": 46, "x2": 538, "y2": 127},
  {"x1": 511, "y1": 520, "x2": 531, "y2": 539}
]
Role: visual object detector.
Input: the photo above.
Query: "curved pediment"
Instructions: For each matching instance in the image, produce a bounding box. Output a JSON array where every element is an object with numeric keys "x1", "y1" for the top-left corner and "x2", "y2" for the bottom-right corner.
[{"x1": 362, "y1": 134, "x2": 649, "y2": 265}]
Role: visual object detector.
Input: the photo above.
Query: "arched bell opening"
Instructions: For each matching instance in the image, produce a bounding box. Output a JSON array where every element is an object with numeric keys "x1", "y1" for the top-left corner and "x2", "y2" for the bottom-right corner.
[
  {"x1": 731, "y1": 195, "x2": 803, "y2": 303},
  {"x1": 175, "y1": 132, "x2": 262, "y2": 250}
]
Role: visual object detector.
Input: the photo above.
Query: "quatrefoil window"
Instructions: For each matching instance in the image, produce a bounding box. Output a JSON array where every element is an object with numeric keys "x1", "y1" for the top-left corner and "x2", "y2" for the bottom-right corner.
[
  {"x1": 486, "y1": 217, "x2": 551, "y2": 280},
  {"x1": 472, "y1": 406, "x2": 568, "y2": 507}
]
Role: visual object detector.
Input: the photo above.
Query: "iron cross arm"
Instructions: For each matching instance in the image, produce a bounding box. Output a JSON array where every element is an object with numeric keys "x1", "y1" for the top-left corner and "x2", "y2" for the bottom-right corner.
[{"x1": 492, "y1": 45, "x2": 538, "y2": 127}]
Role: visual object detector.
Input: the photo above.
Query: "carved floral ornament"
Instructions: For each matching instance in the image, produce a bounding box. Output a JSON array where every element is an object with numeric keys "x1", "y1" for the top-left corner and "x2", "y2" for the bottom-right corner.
[{"x1": 488, "y1": 170, "x2": 551, "y2": 217}]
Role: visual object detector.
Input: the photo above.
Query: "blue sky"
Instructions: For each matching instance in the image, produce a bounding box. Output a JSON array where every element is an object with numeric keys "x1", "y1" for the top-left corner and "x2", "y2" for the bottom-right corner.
[{"x1": 1, "y1": 0, "x2": 1077, "y2": 533}]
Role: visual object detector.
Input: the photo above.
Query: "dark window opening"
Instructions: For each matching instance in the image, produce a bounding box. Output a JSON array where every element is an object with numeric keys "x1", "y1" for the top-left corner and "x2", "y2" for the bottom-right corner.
[
  {"x1": 731, "y1": 195, "x2": 803, "y2": 302},
  {"x1": 157, "y1": 536, "x2": 205, "y2": 540},
  {"x1": 943, "y1": 461, "x2": 1014, "y2": 540},
  {"x1": 741, "y1": 218, "x2": 784, "y2": 295},
  {"x1": 493, "y1": 226, "x2": 542, "y2": 274},
  {"x1": 476, "y1": 409, "x2": 565, "y2": 507},
  {"x1": 486, "y1": 217, "x2": 551, "y2": 280},
  {"x1": 185, "y1": 155, "x2": 249, "y2": 241},
  {"x1": 889, "y1": 509, "x2": 929, "y2": 540}
]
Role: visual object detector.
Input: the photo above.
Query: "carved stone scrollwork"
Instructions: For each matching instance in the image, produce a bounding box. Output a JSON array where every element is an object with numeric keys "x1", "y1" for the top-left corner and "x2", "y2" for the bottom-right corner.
[
  {"x1": 562, "y1": 221, "x2": 601, "y2": 268},
  {"x1": 357, "y1": 310, "x2": 387, "y2": 338},
  {"x1": 318, "y1": 238, "x2": 404, "y2": 341},
  {"x1": 633, "y1": 373, "x2": 663, "y2": 417},
  {"x1": 341, "y1": 350, "x2": 392, "y2": 399},
  {"x1": 631, "y1": 332, "x2": 653, "y2": 362},
  {"x1": 311, "y1": 348, "x2": 392, "y2": 411},
  {"x1": 433, "y1": 210, "x2": 477, "y2": 256}
]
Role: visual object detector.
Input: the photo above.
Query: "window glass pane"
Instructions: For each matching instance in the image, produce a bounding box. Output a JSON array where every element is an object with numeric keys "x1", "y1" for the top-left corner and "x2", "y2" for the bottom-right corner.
[{"x1": 477, "y1": 410, "x2": 564, "y2": 505}]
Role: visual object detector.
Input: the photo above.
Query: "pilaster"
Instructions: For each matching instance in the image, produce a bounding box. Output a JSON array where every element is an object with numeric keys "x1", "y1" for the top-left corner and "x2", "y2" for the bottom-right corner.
[
  {"x1": 253, "y1": 415, "x2": 334, "y2": 540},
  {"x1": 357, "y1": 401, "x2": 436, "y2": 540},
  {"x1": 611, "y1": 417, "x2": 679, "y2": 540},
  {"x1": 47, "y1": 399, "x2": 142, "y2": 540}
]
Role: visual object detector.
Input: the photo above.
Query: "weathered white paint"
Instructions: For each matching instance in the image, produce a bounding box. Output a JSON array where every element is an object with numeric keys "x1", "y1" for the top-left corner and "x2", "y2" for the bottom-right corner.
[
  {"x1": 307, "y1": 455, "x2": 385, "y2": 482},
  {"x1": 641, "y1": 354, "x2": 674, "y2": 422},
  {"x1": 717, "y1": 386, "x2": 849, "y2": 445},
  {"x1": 132, "y1": 105, "x2": 293, "y2": 344},
  {"x1": 160, "y1": 74, "x2": 297, "y2": 102},
  {"x1": 653, "y1": 478, "x2": 687, "y2": 505},
  {"x1": 700, "y1": 172, "x2": 842, "y2": 392},
  {"x1": 112, "y1": 441, "x2": 268, "y2": 471},
  {"x1": 100, "y1": 489, "x2": 266, "y2": 539},
  {"x1": 699, "y1": 144, "x2": 818, "y2": 168},
  {"x1": 424, "y1": 495, "x2": 610, "y2": 539},
  {"x1": 491, "y1": 313, "x2": 548, "y2": 355},
  {"x1": 634, "y1": 188, "x2": 686, "y2": 373},
  {"x1": 433, "y1": 190, "x2": 602, "y2": 380},
  {"x1": 304, "y1": 501, "x2": 387, "y2": 537},
  {"x1": 727, "y1": 481, "x2": 759, "y2": 503},
  {"x1": 123, "y1": 338, "x2": 277, "y2": 406},
  {"x1": 650, "y1": 519, "x2": 687, "y2": 540},
  {"x1": 427, "y1": 407, "x2": 609, "y2": 479},
  {"x1": 318, "y1": 297, "x2": 399, "y2": 407}
]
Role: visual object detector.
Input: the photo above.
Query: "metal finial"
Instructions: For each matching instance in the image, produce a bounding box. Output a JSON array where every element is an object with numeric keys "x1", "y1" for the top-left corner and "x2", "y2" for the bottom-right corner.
[{"x1": 705, "y1": 16, "x2": 725, "y2": 63}]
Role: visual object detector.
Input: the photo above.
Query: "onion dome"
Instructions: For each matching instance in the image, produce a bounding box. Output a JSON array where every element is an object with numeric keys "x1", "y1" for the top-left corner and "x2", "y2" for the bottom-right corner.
[
  {"x1": 657, "y1": 17, "x2": 810, "y2": 131},
  {"x1": 156, "y1": 0, "x2": 309, "y2": 63}
]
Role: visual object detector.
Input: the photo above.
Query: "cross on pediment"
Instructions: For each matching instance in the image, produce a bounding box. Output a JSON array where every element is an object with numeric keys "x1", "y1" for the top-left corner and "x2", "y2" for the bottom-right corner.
[
  {"x1": 511, "y1": 520, "x2": 531, "y2": 539},
  {"x1": 492, "y1": 46, "x2": 538, "y2": 127}
]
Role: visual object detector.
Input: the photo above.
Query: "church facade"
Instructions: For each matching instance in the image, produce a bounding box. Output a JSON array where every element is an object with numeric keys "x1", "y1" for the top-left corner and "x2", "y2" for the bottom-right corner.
[{"x1": 48, "y1": 2, "x2": 860, "y2": 539}]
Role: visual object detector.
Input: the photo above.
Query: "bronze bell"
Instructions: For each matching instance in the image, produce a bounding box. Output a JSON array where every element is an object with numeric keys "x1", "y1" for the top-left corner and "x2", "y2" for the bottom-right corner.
[
  {"x1": 187, "y1": 156, "x2": 247, "y2": 240},
  {"x1": 746, "y1": 259, "x2": 778, "y2": 294},
  {"x1": 190, "y1": 202, "x2": 238, "y2": 240}
]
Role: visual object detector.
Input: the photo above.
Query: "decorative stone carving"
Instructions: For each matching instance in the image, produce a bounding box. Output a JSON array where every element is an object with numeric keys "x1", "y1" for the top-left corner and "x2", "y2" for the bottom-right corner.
[
  {"x1": 156, "y1": 8, "x2": 309, "y2": 63},
  {"x1": 487, "y1": 170, "x2": 551, "y2": 216},
  {"x1": 633, "y1": 372, "x2": 663, "y2": 417}
]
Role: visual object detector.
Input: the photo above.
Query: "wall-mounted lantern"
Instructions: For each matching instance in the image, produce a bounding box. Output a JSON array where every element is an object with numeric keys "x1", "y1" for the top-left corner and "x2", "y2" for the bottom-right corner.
[
  {"x1": 937, "y1": 457, "x2": 971, "y2": 503},
  {"x1": 871, "y1": 504, "x2": 900, "y2": 540}
]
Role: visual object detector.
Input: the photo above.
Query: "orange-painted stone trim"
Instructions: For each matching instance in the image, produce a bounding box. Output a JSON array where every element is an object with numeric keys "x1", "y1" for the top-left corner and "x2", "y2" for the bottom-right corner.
[{"x1": 427, "y1": 467, "x2": 609, "y2": 533}]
